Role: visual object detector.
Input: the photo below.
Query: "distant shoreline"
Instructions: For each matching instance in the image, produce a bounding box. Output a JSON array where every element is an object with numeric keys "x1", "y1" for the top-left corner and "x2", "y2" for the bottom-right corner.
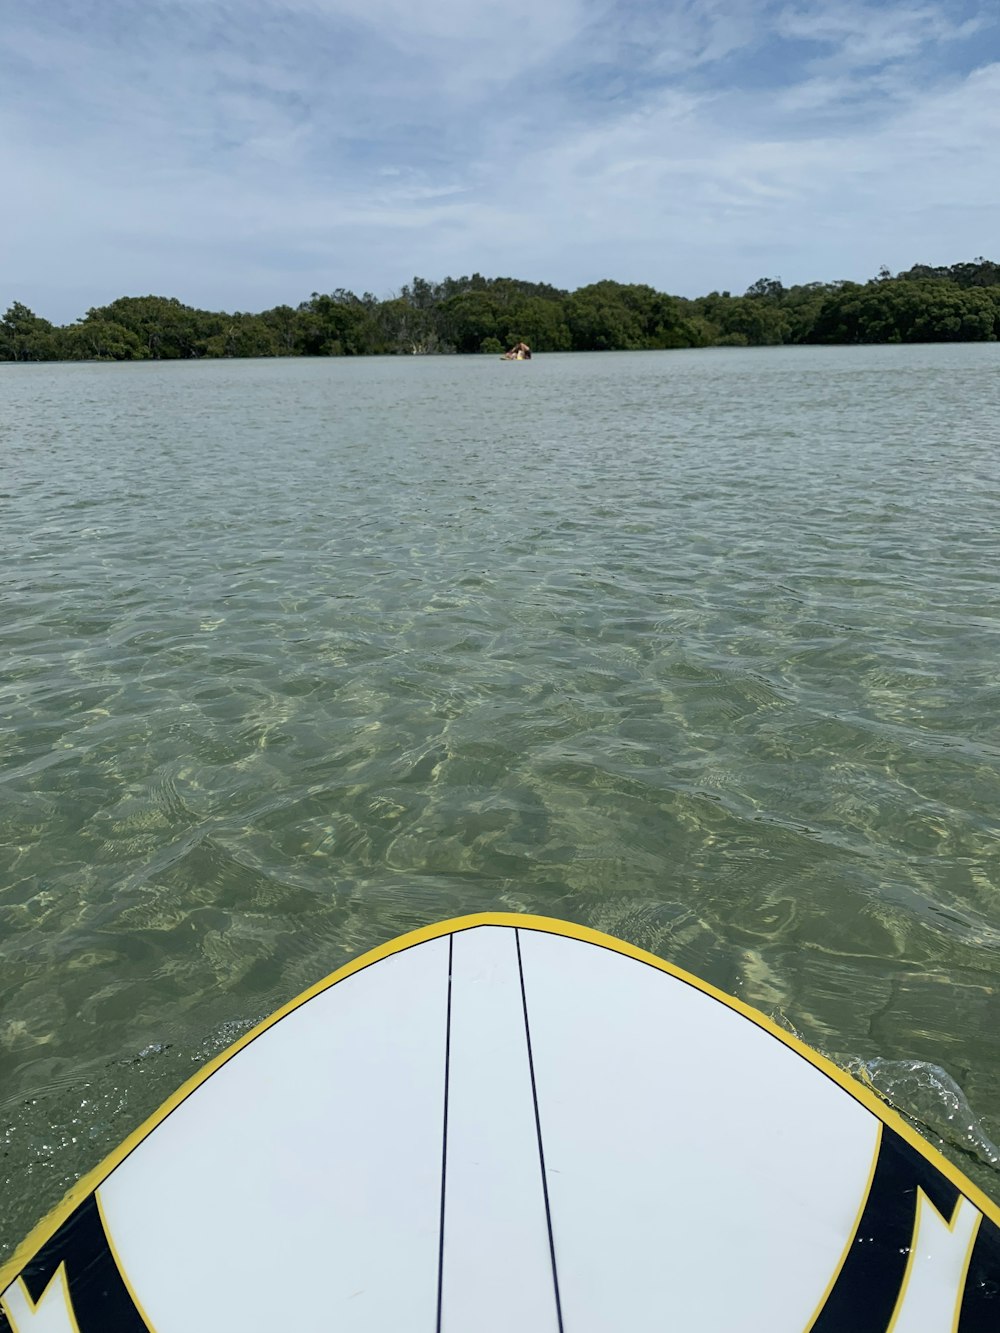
[
  {"x1": 5, "y1": 343, "x2": 1000, "y2": 370},
  {"x1": 3, "y1": 259, "x2": 998, "y2": 361}
]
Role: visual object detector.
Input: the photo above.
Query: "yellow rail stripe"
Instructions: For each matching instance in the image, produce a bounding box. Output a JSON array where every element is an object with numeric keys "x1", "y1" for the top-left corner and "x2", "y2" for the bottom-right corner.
[{"x1": 2, "y1": 910, "x2": 999, "y2": 1297}]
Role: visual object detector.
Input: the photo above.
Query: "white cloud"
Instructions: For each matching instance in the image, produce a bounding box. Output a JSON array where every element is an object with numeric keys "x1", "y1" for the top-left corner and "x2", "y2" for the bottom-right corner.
[
  {"x1": 1, "y1": 0, "x2": 998, "y2": 319},
  {"x1": 776, "y1": 1, "x2": 987, "y2": 66}
]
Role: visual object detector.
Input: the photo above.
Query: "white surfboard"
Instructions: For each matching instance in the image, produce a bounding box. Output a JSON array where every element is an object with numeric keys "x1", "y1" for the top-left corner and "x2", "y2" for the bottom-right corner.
[{"x1": 1, "y1": 913, "x2": 998, "y2": 1332}]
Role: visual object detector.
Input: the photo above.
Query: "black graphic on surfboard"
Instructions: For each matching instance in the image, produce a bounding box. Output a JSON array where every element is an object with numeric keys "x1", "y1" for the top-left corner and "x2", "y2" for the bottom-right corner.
[
  {"x1": 811, "y1": 1124, "x2": 999, "y2": 1331},
  {"x1": 2, "y1": 1193, "x2": 148, "y2": 1332},
  {"x1": 2, "y1": 916, "x2": 998, "y2": 1330}
]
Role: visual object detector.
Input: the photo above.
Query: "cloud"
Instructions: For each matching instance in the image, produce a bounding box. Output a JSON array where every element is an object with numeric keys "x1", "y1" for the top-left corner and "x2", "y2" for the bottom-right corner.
[
  {"x1": 1, "y1": 0, "x2": 998, "y2": 320},
  {"x1": 775, "y1": 1, "x2": 988, "y2": 69}
]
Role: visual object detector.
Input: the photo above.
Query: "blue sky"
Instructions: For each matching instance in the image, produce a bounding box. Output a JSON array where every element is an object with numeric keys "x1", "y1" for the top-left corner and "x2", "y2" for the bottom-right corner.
[{"x1": 2, "y1": 0, "x2": 998, "y2": 321}]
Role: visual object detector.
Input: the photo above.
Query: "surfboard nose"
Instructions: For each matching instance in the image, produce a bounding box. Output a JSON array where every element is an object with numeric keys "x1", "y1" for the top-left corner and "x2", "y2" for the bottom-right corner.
[{"x1": 3, "y1": 916, "x2": 999, "y2": 1332}]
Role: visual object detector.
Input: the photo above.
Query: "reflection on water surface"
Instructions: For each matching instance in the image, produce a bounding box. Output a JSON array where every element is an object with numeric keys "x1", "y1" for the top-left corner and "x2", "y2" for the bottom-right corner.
[{"x1": 2, "y1": 345, "x2": 1000, "y2": 1248}]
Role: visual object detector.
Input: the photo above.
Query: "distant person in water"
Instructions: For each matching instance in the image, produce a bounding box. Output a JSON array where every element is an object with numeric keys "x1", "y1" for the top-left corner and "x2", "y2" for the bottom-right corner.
[{"x1": 504, "y1": 341, "x2": 531, "y2": 360}]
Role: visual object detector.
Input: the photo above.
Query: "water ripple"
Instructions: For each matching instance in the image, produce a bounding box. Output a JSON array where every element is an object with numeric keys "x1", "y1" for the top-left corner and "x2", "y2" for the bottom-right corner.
[{"x1": 2, "y1": 346, "x2": 1000, "y2": 1248}]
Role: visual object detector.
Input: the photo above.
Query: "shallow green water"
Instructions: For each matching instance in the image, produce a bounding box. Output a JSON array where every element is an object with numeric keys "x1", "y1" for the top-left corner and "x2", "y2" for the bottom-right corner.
[{"x1": 2, "y1": 346, "x2": 1000, "y2": 1251}]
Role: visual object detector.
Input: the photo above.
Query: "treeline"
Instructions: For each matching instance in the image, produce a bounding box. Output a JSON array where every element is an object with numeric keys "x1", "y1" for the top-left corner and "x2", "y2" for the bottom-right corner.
[{"x1": 3, "y1": 259, "x2": 1000, "y2": 361}]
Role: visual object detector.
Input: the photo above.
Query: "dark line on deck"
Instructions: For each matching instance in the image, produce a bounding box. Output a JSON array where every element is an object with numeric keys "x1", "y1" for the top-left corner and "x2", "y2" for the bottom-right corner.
[
  {"x1": 516, "y1": 927, "x2": 565, "y2": 1333},
  {"x1": 435, "y1": 933, "x2": 454, "y2": 1333}
]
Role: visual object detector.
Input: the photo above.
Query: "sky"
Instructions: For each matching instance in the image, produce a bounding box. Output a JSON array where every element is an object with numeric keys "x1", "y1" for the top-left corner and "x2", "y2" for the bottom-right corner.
[{"x1": 2, "y1": 0, "x2": 999, "y2": 322}]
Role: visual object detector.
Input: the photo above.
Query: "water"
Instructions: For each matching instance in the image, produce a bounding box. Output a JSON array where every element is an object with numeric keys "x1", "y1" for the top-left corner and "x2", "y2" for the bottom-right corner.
[{"x1": 2, "y1": 346, "x2": 1000, "y2": 1251}]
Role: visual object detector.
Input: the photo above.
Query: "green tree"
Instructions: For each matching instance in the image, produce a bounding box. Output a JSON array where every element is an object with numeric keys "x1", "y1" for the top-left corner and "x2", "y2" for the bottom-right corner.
[
  {"x1": 4, "y1": 257, "x2": 1000, "y2": 361},
  {"x1": 202, "y1": 315, "x2": 281, "y2": 358},
  {"x1": 565, "y1": 281, "x2": 645, "y2": 350},
  {"x1": 781, "y1": 283, "x2": 833, "y2": 343},
  {"x1": 59, "y1": 319, "x2": 145, "y2": 360},
  {"x1": 808, "y1": 278, "x2": 998, "y2": 343},
  {"x1": 0, "y1": 303, "x2": 58, "y2": 360},
  {"x1": 296, "y1": 291, "x2": 380, "y2": 355},
  {"x1": 720, "y1": 297, "x2": 789, "y2": 346},
  {"x1": 501, "y1": 296, "x2": 572, "y2": 351},
  {"x1": 373, "y1": 295, "x2": 440, "y2": 354},
  {"x1": 439, "y1": 290, "x2": 503, "y2": 353},
  {"x1": 85, "y1": 296, "x2": 220, "y2": 358},
  {"x1": 260, "y1": 305, "x2": 302, "y2": 355},
  {"x1": 744, "y1": 276, "x2": 785, "y2": 302}
]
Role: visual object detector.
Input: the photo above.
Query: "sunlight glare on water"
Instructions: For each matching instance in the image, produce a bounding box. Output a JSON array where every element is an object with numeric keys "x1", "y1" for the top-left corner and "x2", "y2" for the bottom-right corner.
[{"x1": 1, "y1": 344, "x2": 1000, "y2": 1247}]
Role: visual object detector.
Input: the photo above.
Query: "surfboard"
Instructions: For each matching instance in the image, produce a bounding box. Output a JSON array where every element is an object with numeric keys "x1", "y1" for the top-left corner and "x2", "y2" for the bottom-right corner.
[{"x1": 1, "y1": 912, "x2": 998, "y2": 1332}]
